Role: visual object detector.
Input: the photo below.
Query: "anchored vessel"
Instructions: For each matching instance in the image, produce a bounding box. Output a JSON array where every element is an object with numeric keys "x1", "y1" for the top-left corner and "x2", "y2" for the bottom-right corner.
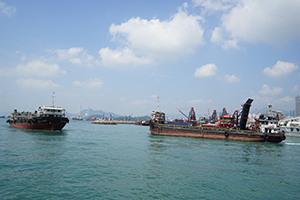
[
  {"x1": 149, "y1": 99, "x2": 285, "y2": 143},
  {"x1": 6, "y1": 93, "x2": 69, "y2": 130},
  {"x1": 279, "y1": 116, "x2": 300, "y2": 137}
]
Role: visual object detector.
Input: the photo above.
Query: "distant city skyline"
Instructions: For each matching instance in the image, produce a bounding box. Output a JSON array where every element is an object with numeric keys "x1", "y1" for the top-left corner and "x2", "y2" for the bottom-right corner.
[{"x1": 0, "y1": 0, "x2": 299, "y2": 116}]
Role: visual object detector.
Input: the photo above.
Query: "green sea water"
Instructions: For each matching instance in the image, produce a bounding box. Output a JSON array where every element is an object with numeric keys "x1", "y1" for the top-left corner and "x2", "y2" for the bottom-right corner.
[{"x1": 1, "y1": 118, "x2": 300, "y2": 199}]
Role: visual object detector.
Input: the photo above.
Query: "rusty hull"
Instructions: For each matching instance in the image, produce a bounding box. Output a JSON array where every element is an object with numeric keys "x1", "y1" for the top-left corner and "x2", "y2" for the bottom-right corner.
[{"x1": 150, "y1": 123, "x2": 285, "y2": 143}]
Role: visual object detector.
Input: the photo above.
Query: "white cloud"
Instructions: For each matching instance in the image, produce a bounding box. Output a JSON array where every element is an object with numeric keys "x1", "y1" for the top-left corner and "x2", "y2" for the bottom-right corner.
[
  {"x1": 17, "y1": 79, "x2": 59, "y2": 89},
  {"x1": 224, "y1": 74, "x2": 240, "y2": 82},
  {"x1": 108, "y1": 4, "x2": 204, "y2": 61},
  {"x1": 222, "y1": 39, "x2": 239, "y2": 49},
  {"x1": 69, "y1": 58, "x2": 82, "y2": 65},
  {"x1": 291, "y1": 84, "x2": 300, "y2": 93},
  {"x1": 188, "y1": 99, "x2": 212, "y2": 105},
  {"x1": 84, "y1": 78, "x2": 103, "y2": 88},
  {"x1": 211, "y1": 27, "x2": 223, "y2": 43},
  {"x1": 252, "y1": 95, "x2": 273, "y2": 105},
  {"x1": 209, "y1": 0, "x2": 300, "y2": 48},
  {"x1": 132, "y1": 99, "x2": 151, "y2": 106},
  {"x1": 16, "y1": 60, "x2": 66, "y2": 76},
  {"x1": 51, "y1": 47, "x2": 94, "y2": 67},
  {"x1": 275, "y1": 96, "x2": 293, "y2": 104},
  {"x1": 54, "y1": 47, "x2": 83, "y2": 59},
  {"x1": 99, "y1": 47, "x2": 154, "y2": 68},
  {"x1": 263, "y1": 60, "x2": 298, "y2": 79},
  {"x1": 0, "y1": 2, "x2": 16, "y2": 16},
  {"x1": 73, "y1": 78, "x2": 103, "y2": 89},
  {"x1": 188, "y1": 99, "x2": 203, "y2": 104},
  {"x1": 72, "y1": 81, "x2": 82, "y2": 87},
  {"x1": 211, "y1": 27, "x2": 240, "y2": 49},
  {"x1": 194, "y1": 63, "x2": 218, "y2": 78},
  {"x1": 1, "y1": 48, "x2": 93, "y2": 77},
  {"x1": 259, "y1": 84, "x2": 283, "y2": 96}
]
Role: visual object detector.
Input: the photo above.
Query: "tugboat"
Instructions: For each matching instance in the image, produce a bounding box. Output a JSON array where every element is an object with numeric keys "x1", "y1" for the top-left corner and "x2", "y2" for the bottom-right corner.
[
  {"x1": 6, "y1": 93, "x2": 69, "y2": 130},
  {"x1": 149, "y1": 98, "x2": 285, "y2": 143}
]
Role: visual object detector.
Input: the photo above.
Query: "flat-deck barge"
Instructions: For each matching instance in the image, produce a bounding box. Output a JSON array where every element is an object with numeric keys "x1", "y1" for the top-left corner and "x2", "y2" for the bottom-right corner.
[{"x1": 149, "y1": 99, "x2": 285, "y2": 143}]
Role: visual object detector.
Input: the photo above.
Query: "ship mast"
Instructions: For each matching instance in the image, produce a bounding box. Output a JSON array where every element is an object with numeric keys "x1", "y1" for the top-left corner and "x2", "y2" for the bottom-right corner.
[{"x1": 52, "y1": 92, "x2": 55, "y2": 107}]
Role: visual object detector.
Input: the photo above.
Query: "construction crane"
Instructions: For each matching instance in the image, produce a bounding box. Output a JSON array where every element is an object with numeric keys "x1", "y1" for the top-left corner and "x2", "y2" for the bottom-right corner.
[
  {"x1": 176, "y1": 108, "x2": 188, "y2": 119},
  {"x1": 221, "y1": 108, "x2": 228, "y2": 116},
  {"x1": 211, "y1": 110, "x2": 218, "y2": 122}
]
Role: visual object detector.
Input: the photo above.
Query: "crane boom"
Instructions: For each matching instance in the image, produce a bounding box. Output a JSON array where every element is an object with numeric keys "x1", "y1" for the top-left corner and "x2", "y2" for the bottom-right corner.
[{"x1": 176, "y1": 108, "x2": 188, "y2": 119}]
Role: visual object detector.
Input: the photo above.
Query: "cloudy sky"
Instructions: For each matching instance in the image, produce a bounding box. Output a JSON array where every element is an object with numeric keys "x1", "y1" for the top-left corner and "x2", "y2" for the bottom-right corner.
[{"x1": 0, "y1": 0, "x2": 299, "y2": 117}]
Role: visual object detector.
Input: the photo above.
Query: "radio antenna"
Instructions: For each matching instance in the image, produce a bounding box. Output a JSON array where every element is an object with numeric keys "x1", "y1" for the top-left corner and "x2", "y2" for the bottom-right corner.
[
  {"x1": 52, "y1": 92, "x2": 55, "y2": 107},
  {"x1": 157, "y1": 96, "x2": 160, "y2": 111}
]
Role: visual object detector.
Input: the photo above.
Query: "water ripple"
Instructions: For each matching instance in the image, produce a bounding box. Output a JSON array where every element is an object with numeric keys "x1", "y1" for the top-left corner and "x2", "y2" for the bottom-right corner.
[{"x1": 1, "y1": 120, "x2": 300, "y2": 199}]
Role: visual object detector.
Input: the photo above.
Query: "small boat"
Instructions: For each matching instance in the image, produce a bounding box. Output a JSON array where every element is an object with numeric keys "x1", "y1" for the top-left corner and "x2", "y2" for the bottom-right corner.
[
  {"x1": 71, "y1": 116, "x2": 83, "y2": 121},
  {"x1": 141, "y1": 120, "x2": 150, "y2": 126},
  {"x1": 279, "y1": 116, "x2": 300, "y2": 137},
  {"x1": 135, "y1": 120, "x2": 143, "y2": 125},
  {"x1": 135, "y1": 120, "x2": 150, "y2": 126},
  {"x1": 6, "y1": 93, "x2": 69, "y2": 130},
  {"x1": 86, "y1": 117, "x2": 97, "y2": 121},
  {"x1": 149, "y1": 99, "x2": 285, "y2": 143}
]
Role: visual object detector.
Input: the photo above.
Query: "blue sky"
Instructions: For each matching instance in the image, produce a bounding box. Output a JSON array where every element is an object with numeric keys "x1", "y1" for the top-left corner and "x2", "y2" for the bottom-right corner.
[{"x1": 0, "y1": 0, "x2": 299, "y2": 117}]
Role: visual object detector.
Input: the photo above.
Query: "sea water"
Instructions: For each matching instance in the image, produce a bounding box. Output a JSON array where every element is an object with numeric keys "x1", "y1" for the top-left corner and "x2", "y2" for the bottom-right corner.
[{"x1": 1, "y1": 118, "x2": 299, "y2": 199}]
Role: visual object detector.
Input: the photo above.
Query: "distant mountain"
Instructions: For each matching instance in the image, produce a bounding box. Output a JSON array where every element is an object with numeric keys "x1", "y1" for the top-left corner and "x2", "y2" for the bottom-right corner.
[{"x1": 67, "y1": 108, "x2": 120, "y2": 118}]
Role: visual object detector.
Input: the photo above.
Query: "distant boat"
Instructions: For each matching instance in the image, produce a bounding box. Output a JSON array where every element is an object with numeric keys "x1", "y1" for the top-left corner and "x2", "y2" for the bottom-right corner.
[
  {"x1": 141, "y1": 120, "x2": 150, "y2": 126},
  {"x1": 71, "y1": 116, "x2": 83, "y2": 121},
  {"x1": 135, "y1": 120, "x2": 150, "y2": 126},
  {"x1": 86, "y1": 117, "x2": 97, "y2": 121},
  {"x1": 6, "y1": 93, "x2": 69, "y2": 130}
]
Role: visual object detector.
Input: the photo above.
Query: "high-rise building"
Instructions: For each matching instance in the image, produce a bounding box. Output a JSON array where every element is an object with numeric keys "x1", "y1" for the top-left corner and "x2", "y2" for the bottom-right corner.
[{"x1": 296, "y1": 95, "x2": 300, "y2": 116}]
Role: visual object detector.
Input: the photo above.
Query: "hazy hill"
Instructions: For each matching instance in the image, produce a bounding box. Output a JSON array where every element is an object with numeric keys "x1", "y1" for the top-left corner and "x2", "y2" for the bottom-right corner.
[{"x1": 67, "y1": 108, "x2": 119, "y2": 118}]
